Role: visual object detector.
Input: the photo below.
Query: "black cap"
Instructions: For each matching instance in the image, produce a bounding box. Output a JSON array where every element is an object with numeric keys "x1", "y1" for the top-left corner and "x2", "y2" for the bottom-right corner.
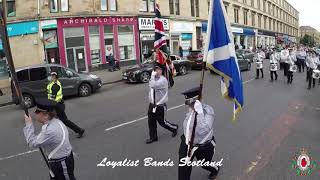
[
  {"x1": 34, "y1": 99, "x2": 57, "y2": 114},
  {"x1": 182, "y1": 87, "x2": 200, "y2": 105},
  {"x1": 154, "y1": 62, "x2": 165, "y2": 71}
]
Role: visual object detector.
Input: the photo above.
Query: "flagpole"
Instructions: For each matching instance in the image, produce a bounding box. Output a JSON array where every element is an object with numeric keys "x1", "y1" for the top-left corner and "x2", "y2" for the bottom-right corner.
[{"x1": 0, "y1": 3, "x2": 55, "y2": 177}]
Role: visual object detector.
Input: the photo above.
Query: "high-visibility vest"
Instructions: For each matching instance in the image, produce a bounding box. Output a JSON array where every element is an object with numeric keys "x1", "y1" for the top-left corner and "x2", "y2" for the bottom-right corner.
[{"x1": 47, "y1": 80, "x2": 63, "y2": 103}]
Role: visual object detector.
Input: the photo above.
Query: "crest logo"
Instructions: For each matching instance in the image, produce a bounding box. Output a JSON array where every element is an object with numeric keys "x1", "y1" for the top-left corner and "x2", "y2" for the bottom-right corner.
[{"x1": 290, "y1": 148, "x2": 317, "y2": 176}]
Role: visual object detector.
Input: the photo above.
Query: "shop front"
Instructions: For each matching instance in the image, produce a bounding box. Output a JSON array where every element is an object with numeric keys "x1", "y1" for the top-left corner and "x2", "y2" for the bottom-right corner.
[
  {"x1": 231, "y1": 27, "x2": 256, "y2": 50},
  {"x1": 57, "y1": 17, "x2": 140, "y2": 72},
  {"x1": 257, "y1": 30, "x2": 276, "y2": 48},
  {"x1": 41, "y1": 20, "x2": 60, "y2": 64},
  {"x1": 170, "y1": 21, "x2": 195, "y2": 57},
  {"x1": 138, "y1": 17, "x2": 169, "y2": 62}
]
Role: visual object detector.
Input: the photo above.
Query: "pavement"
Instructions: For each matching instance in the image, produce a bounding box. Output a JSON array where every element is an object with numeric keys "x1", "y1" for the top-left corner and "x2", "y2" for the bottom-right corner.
[
  {"x1": 0, "y1": 68, "x2": 124, "y2": 107},
  {"x1": 0, "y1": 68, "x2": 320, "y2": 180}
]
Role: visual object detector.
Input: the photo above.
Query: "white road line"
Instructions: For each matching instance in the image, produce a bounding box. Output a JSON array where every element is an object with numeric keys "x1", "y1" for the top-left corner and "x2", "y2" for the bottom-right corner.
[
  {"x1": 243, "y1": 78, "x2": 255, "y2": 84},
  {"x1": 105, "y1": 104, "x2": 185, "y2": 132},
  {"x1": 0, "y1": 149, "x2": 39, "y2": 161}
]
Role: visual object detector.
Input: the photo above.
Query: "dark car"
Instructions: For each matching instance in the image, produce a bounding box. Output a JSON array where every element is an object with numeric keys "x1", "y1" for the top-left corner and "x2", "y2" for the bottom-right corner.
[
  {"x1": 122, "y1": 55, "x2": 191, "y2": 83},
  {"x1": 187, "y1": 50, "x2": 204, "y2": 69},
  {"x1": 236, "y1": 49, "x2": 255, "y2": 62},
  {"x1": 209, "y1": 54, "x2": 251, "y2": 74},
  {"x1": 12, "y1": 64, "x2": 102, "y2": 108}
]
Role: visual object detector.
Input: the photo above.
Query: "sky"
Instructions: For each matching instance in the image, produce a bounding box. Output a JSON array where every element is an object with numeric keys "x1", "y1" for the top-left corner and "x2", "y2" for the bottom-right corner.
[{"x1": 286, "y1": 0, "x2": 320, "y2": 31}]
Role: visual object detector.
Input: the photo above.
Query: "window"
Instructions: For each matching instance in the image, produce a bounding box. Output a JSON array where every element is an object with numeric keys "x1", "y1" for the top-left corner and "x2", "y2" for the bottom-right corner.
[
  {"x1": 109, "y1": 0, "x2": 117, "y2": 11},
  {"x1": 251, "y1": 12, "x2": 256, "y2": 26},
  {"x1": 89, "y1": 26, "x2": 101, "y2": 64},
  {"x1": 0, "y1": 58, "x2": 8, "y2": 80},
  {"x1": 263, "y1": 0, "x2": 266, "y2": 12},
  {"x1": 224, "y1": 4, "x2": 228, "y2": 13},
  {"x1": 234, "y1": 8, "x2": 239, "y2": 23},
  {"x1": 269, "y1": 18, "x2": 271, "y2": 30},
  {"x1": 264, "y1": 16, "x2": 267, "y2": 29},
  {"x1": 17, "y1": 70, "x2": 29, "y2": 82},
  {"x1": 169, "y1": 0, "x2": 174, "y2": 14},
  {"x1": 30, "y1": 68, "x2": 47, "y2": 81},
  {"x1": 139, "y1": 0, "x2": 154, "y2": 12},
  {"x1": 7, "y1": 0, "x2": 16, "y2": 17},
  {"x1": 243, "y1": 0, "x2": 247, "y2": 4},
  {"x1": 251, "y1": 0, "x2": 255, "y2": 7},
  {"x1": 258, "y1": 14, "x2": 261, "y2": 28},
  {"x1": 195, "y1": 0, "x2": 199, "y2": 17},
  {"x1": 257, "y1": 0, "x2": 260, "y2": 10},
  {"x1": 101, "y1": 0, "x2": 107, "y2": 10},
  {"x1": 50, "y1": 0, "x2": 58, "y2": 12},
  {"x1": 175, "y1": 0, "x2": 180, "y2": 15},
  {"x1": 244, "y1": 10, "x2": 248, "y2": 25},
  {"x1": 61, "y1": 0, "x2": 69, "y2": 12},
  {"x1": 118, "y1": 25, "x2": 136, "y2": 61},
  {"x1": 191, "y1": 0, "x2": 195, "y2": 17},
  {"x1": 104, "y1": 26, "x2": 114, "y2": 57},
  {"x1": 50, "y1": 67, "x2": 68, "y2": 78}
]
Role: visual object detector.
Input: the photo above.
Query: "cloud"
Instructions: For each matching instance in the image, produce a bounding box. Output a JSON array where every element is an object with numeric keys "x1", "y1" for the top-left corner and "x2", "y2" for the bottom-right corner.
[{"x1": 286, "y1": 0, "x2": 320, "y2": 31}]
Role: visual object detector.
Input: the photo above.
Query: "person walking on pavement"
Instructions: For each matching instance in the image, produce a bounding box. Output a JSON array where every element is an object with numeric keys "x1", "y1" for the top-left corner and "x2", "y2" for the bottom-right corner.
[
  {"x1": 23, "y1": 99, "x2": 77, "y2": 180},
  {"x1": 269, "y1": 50, "x2": 279, "y2": 82},
  {"x1": 255, "y1": 49, "x2": 265, "y2": 79},
  {"x1": 178, "y1": 87, "x2": 220, "y2": 180},
  {"x1": 146, "y1": 63, "x2": 178, "y2": 144},
  {"x1": 47, "y1": 72, "x2": 85, "y2": 138}
]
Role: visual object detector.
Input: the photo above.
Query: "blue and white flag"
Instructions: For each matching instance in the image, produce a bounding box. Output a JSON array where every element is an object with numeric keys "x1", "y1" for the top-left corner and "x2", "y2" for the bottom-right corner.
[{"x1": 204, "y1": 0, "x2": 244, "y2": 121}]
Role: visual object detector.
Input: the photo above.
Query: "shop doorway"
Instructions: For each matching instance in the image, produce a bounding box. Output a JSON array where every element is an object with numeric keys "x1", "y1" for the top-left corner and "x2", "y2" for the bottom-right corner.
[
  {"x1": 66, "y1": 47, "x2": 87, "y2": 72},
  {"x1": 46, "y1": 48, "x2": 60, "y2": 64}
]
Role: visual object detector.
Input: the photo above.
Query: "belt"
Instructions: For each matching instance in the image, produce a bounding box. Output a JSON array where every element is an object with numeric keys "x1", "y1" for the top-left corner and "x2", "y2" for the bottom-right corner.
[
  {"x1": 48, "y1": 152, "x2": 71, "y2": 163},
  {"x1": 150, "y1": 103, "x2": 166, "y2": 107}
]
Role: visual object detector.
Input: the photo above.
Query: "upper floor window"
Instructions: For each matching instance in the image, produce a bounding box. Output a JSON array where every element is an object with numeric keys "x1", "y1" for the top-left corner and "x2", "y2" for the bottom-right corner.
[
  {"x1": 234, "y1": 8, "x2": 239, "y2": 23},
  {"x1": 102, "y1": 0, "x2": 117, "y2": 11},
  {"x1": 190, "y1": 0, "x2": 195, "y2": 17},
  {"x1": 7, "y1": 0, "x2": 16, "y2": 17},
  {"x1": 195, "y1": 0, "x2": 199, "y2": 17},
  {"x1": 139, "y1": 0, "x2": 154, "y2": 12},
  {"x1": 50, "y1": 0, "x2": 69, "y2": 12},
  {"x1": 243, "y1": 0, "x2": 247, "y2": 4},
  {"x1": 244, "y1": 10, "x2": 248, "y2": 25},
  {"x1": 257, "y1": 0, "x2": 260, "y2": 10},
  {"x1": 251, "y1": 0, "x2": 255, "y2": 7},
  {"x1": 169, "y1": 0, "x2": 180, "y2": 15},
  {"x1": 251, "y1": 12, "x2": 256, "y2": 26},
  {"x1": 263, "y1": 0, "x2": 266, "y2": 12}
]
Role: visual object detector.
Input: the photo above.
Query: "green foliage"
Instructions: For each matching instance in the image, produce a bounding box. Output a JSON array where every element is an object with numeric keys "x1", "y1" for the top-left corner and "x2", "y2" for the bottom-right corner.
[{"x1": 300, "y1": 34, "x2": 316, "y2": 46}]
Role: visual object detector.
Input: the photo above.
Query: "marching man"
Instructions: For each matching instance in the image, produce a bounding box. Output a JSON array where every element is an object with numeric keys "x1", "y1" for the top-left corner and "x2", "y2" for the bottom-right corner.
[
  {"x1": 178, "y1": 87, "x2": 220, "y2": 180},
  {"x1": 287, "y1": 49, "x2": 296, "y2": 84},
  {"x1": 306, "y1": 52, "x2": 318, "y2": 89},
  {"x1": 146, "y1": 63, "x2": 178, "y2": 144},
  {"x1": 255, "y1": 49, "x2": 265, "y2": 79},
  {"x1": 280, "y1": 47, "x2": 290, "y2": 76},
  {"x1": 269, "y1": 50, "x2": 279, "y2": 82}
]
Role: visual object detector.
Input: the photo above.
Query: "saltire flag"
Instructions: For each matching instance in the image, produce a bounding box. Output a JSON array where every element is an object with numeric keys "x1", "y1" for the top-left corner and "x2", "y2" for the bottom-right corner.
[
  {"x1": 154, "y1": 2, "x2": 175, "y2": 87},
  {"x1": 204, "y1": 0, "x2": 244, "y2": 121}
]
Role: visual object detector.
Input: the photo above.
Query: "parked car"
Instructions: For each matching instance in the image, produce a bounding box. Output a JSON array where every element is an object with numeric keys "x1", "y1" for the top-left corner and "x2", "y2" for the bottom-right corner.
[
  {"x1": 186, "y1": 50, "x2": 204, "y2": 69},
  {"x1": 209, "y1": 54, "x2": 251, "y2": 74},
  {"x1": 236, "y1": 49, "x2": 255, "y2": 62},
  {"x1": 122, "y1": 55, "x2": 191, "y2": 83},
  {"x1": 12, "y1": 64, "x2": 102, "y2": 108}
]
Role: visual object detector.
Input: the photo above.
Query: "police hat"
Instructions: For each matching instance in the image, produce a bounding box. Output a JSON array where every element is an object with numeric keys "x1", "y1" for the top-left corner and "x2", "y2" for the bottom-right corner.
[
  {"x1": 182, "y1": 87, "x2": 201, "y2": 105},
  {"x1": 34, "y1": 99, "x2": 57, "y2": 114},
  {"x1": 50, "y1": 72, "x2": 58, "y2": 76}
]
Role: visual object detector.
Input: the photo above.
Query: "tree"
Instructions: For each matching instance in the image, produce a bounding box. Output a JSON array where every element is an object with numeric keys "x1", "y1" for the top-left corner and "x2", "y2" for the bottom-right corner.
[{"x1": 300, "y1": 34, "x2": 315, "y2": 47}]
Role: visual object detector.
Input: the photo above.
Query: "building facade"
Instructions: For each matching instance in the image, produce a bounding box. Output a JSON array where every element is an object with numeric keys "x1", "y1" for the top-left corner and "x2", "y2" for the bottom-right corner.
[
  {"x1": 0, "y1": 0, "x2": 299, "y2": 88},
  {"x1": 299, "y1": 26, "x2": 320, "y2": 45}
]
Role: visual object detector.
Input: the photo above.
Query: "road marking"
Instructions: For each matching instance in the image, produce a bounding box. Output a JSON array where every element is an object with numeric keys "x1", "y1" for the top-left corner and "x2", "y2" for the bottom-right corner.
[
  {"x1": 105, "y1": 104, "x2": 185, "y2": 132},
  {"x1": 243, "y1": 78, "x2": 255, "y2": 84},
  {"x1": 0, "y1": 149, "x2": 39, "y2": 161}
]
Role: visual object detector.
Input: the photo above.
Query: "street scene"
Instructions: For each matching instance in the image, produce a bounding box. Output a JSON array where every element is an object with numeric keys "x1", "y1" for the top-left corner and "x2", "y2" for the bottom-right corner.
[{"x1": 0, "y1": 0, "x2": 319, "y2": 180}]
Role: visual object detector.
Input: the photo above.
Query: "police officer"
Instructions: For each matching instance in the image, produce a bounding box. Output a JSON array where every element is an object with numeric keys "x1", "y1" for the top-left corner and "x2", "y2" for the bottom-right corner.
[
  {"x1": 23, "y1": 99, "x2": 76, "y2": 180},
  {"x1": 48, "y1": 72, "x2": 85, "y2": 138},
  {"x1": 146, "y1": 63, "x2": 178, "y2": 144},
  {"x1": 178, "y1": 87, "x2": 220, "y2": 180}
]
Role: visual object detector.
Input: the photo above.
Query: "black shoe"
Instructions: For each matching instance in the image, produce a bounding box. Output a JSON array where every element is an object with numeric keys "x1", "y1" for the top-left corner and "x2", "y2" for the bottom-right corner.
[
  {"x1": 208, "y1": 167, "x2": 220, "y2": 179},
  {"x1": 77, "y1": 129, "x2": 85, "y2": 138},
  {"x1": 172, "y1": 126, "x2": 179, "y2": 137},
  {"x1": 308, "y1": 87, "x2": 311, "y2": 90},
  {"x1": 146, "y1": 138, "x2": 158, "y2": 144},
  {"x1": 255, "y1": 77, "x2": 259, "y2": 79}
]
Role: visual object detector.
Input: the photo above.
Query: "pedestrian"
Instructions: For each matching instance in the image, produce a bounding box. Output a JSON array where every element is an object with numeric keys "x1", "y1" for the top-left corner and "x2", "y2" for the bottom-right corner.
[
  {"x1": 287, "y1": 50, "x2": 296, "y2": 84},
  {"x1": 47, "y1": 72, "x2": 85, "y2": 138},
  {"x1": 306, "y1": 52, "x2": 317, "y2": 89},
  {"x1": 269, "y1": 50, "x2": 278, "y2": 82},
  {"x1": 280, "y1": 48, "x2": 290, "y2": 76},
  {"x1": 255, "y1": 49, "x2": 264, "y2": 79},
  {"x1": 178, "y1": 87, "x2": 220, "y2": 180},
  {"x1": 146, "y1": 63, "x2": 178, "y2": 144},
  {"x1": 23, "y1": 99, "x2": 77, "y2": 180},
  {"x1": 301, "y1": 48, "x2": 307, "y2": 72},
  {"x1": 179, "y1": 46, "x2": 183, "y2": 58}
]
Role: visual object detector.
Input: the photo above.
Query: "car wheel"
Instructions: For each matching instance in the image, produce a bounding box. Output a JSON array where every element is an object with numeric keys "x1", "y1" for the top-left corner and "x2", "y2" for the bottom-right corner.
[
  {"x1": 140, "y1": 72, "x2": 150, "y2": 83},
  {"x1": 22, "y1": 94, "x2": 35, "y2": 108},
  {"x1": 79, "y1": 83, "x2": 92, "y2": 97},
  {"x1": 179, "y1": 65, "x2": 188, "y2": 75}
]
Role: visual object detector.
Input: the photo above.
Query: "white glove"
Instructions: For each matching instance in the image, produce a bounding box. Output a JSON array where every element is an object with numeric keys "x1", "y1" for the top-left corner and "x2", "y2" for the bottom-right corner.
[
  {"x1": 151, "y1": 71, "x2": 157, "y2": 77},
  {"x1": 194, "y1": 100, "x2": 203, "y2": 114}
]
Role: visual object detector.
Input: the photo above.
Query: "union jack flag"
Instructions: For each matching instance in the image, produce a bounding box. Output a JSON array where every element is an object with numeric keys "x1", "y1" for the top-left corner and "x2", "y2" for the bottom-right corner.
[{"x1": 154, "y1": 3, "x2": 175, "y2": 87}]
